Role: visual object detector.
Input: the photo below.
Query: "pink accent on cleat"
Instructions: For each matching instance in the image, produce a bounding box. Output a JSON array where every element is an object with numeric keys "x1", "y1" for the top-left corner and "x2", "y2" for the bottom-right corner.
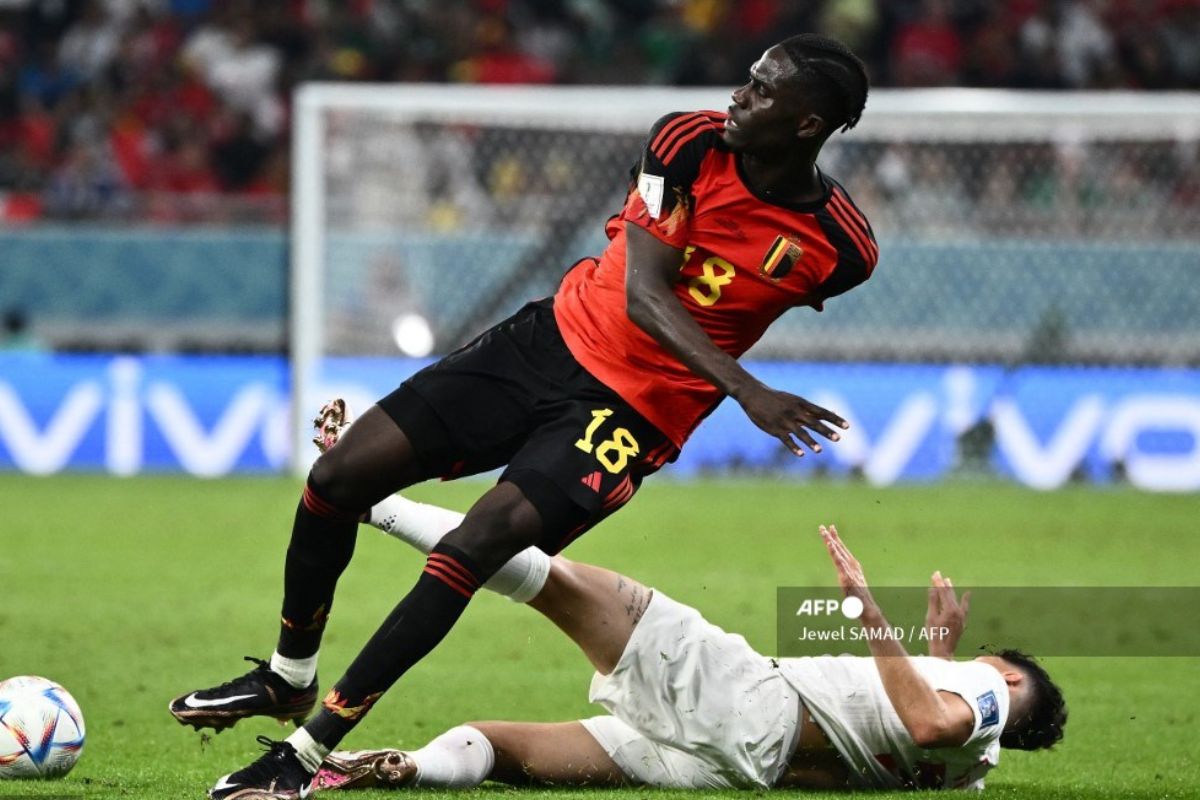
[
  {"x1": 311, "y1": 768, "x2": 354, "y2": 791},
  {"x1": 312, "y1": 399, "x2": 352, "y2": 454},
  {"x1": 311, "y1": 749, "x2": 417, "y2": 792}
]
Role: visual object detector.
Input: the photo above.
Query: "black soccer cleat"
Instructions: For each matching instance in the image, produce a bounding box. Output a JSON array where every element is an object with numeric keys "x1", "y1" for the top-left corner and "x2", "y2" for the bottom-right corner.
[
  {"x1": 169, "y1": 657, "x2": 317, "y2": 732},
  {"x1": 311, "y1": 749, "x2": 418, "y2": 792},
  {"x1": 209, "y1": 736, "x2": 314, "y2": 799}
]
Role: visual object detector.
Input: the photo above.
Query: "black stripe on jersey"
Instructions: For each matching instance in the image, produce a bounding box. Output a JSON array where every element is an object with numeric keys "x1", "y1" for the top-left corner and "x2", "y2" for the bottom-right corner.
[
  {"x1": 814, "y1": 206, "x2": 874, "y2": 300},
  {"x1": 654, "y1": 112, "x2": 725, "y2": 163},
  {"x1": 828, "y1": 193, "x2": 877, "y2": 264},
  {"x1": 662, "y1": 120, "x2": 724, "y2": 166},
  {"x1": 645, "y1": 113, "x2": 726, "y2": 163},
  {"x1": 647, "y1": 112, "x2": 692, "y2": 152},
  {"x1": 640, "y1": 112, "x2": 728, "y2": 207},
  {"x1": 648, "y1": 112, "x2": 700, "y2": 155},
  {"x1": 827, "y1": 178, "x2": 879, "y2": 261},
  {"x1": 828, "y1": 178, "x2": 878, "y2": 240},
  {"x1": 649, "y1": 111, "x2": 722, "y2": 154}
]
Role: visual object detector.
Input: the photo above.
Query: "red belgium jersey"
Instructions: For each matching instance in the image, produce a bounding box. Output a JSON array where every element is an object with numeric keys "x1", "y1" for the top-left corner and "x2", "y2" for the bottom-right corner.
[{"x1": 554, "y1": 110, "x2": 879, "y2": 449}]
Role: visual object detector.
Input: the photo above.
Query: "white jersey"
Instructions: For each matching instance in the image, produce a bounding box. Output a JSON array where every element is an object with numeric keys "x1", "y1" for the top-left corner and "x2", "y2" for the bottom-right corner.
[{"x1": 778, "y1": 656, "x2": 1009, "y2": 791}]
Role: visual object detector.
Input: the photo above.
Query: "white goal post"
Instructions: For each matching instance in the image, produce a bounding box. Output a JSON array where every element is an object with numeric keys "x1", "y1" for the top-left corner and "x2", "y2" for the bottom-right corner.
[{"x1": 289, "y1": 85, "x2": 1200, "y2": 474}]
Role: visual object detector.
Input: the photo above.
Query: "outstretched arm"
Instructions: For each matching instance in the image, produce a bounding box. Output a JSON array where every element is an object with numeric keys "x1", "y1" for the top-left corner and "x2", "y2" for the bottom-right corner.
[
  {"x1": 820, "y1": 525, "x2": 974, "y2": 749},
  {"x1": 625, "y1": 223, "x2": 848, "y2": 457}
]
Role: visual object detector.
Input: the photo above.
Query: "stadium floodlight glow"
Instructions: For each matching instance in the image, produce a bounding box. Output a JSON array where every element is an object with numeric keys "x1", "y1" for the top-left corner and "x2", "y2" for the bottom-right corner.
[
  {"x1": 290, "y1": 85, "x2": 1200, "y2": 475},
  {"x1": 391, "y1": 313, "x2": 434, "y2": 358}
]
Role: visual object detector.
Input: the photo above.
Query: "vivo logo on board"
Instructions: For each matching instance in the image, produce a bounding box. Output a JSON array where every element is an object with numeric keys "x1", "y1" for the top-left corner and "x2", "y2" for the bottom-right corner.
[{"x1": 1, "y1": 355, "x2": 1198, "y2": 491}]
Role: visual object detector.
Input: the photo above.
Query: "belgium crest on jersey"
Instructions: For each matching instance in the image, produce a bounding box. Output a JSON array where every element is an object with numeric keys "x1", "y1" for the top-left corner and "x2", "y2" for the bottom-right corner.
[{"x1": 759, "y1": 235, "x2": 804, "y2": 280}]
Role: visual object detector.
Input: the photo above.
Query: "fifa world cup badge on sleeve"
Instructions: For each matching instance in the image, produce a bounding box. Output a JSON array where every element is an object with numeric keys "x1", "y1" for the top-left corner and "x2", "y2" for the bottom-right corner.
[
  {"x1": 978, "y1": 691, "x2": 1000, "y2": 728},
  {"x1": 637, "y1": 172, "x2": 665, "y2": 219}
]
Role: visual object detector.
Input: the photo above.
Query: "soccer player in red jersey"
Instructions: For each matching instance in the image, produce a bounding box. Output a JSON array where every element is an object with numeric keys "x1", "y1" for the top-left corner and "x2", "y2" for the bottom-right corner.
[{"x1": 175, "y1": 33, "x2": 881, "y2": 799}]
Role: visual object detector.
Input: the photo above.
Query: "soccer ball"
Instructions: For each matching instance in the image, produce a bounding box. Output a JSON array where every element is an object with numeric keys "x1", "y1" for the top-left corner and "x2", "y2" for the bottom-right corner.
[{"x1": 0, "y1": 676, "x2": 85, "y2": 779}]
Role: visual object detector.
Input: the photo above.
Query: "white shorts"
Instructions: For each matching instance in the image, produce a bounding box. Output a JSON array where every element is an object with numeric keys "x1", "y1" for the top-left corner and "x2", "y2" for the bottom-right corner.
[{"x1": 579, "y1": 591, "x2": 800, "y2": 789}]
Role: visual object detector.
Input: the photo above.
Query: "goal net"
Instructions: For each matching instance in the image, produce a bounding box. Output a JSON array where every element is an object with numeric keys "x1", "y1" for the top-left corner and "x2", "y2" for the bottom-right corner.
[{"x1": 290, "y1": 86, "x2": 1200, "y2": 471}]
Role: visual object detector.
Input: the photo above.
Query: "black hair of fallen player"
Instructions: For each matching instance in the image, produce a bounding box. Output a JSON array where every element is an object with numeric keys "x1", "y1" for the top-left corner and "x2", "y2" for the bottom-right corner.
[
  {"x1": 992, "y1": 648, "x2": 1068, "y2": 751},
  {"x1": 778, "y1": 33, "x2": 869, "y2": 135}
]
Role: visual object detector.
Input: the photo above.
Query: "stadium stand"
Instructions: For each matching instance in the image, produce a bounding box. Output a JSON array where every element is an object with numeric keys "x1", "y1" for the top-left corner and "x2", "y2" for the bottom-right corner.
[{"x1": 1, "y1": 0, "x2": 1199, "y2": 224}]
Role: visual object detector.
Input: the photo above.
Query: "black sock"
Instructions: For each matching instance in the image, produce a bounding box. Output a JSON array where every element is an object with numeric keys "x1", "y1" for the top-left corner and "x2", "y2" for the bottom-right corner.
[
  {"x1": 306, "y1": 543, "x2": 485, "y2": 749},
  {"x1": 277, "y1": 477, "x2": 359, "y2": 659}
]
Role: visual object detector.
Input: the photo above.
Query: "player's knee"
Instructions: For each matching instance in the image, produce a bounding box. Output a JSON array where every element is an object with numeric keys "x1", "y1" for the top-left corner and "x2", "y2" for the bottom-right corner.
[
  {"x1": 443, "y1": 500, "x2": 542, "y2": 573},
  {"x1": 539, "y1": 556, "x2": 579, "y2": 597},
  {"x1": 519, "y1": 557, "x2": 574, "y2": 618},
  {"x1": 461, "y1": 722, "x2": 515, "y2": 756},
  {"x1": 446, "y1": 522, "x2": 540, "y2": 572},
  {"x1": 306, "y1": 451, "x2": 367, "y2": 513}
]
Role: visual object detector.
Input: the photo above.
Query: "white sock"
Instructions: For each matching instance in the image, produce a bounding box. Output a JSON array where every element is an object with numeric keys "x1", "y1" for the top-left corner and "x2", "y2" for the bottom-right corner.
[
  {"x1": 369, "y1": 495, "x2": 462, "y2": 553},
  {"x1": 270, "y1": 651, "x2": 318, "y2": 689},
  {"x1": 286, "y1": 727, "x2": 330, "y2": 774},
  {"x1": 370, "y1": 495, "x2": 551, "y2": 603},
  {"x1": 484, "y1": 543, "x2": 552, "y2": 603},
  {"x1": 409, "y1": 725, "x2": 494, "y2": 788}
]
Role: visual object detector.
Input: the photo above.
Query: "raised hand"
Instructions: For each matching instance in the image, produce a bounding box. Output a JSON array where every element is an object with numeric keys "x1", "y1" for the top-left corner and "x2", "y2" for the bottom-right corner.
[
  {"x1": 738, "y1": 384, "x2": 848, "y2": 457},
  {"x1": 819, "y1": 524, "x2": 876, "y2": 615},
  {"x1": 924, "y1": 571, "x2": 970, "y2": 658}
]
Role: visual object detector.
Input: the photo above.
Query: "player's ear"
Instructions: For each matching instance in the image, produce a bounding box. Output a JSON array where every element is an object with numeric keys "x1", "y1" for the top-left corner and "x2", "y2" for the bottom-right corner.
[
  {"x1": 1002, "y1": 668, "x2": 1025, "y2": 691},
  {"x1": 796, "y1": 113, "x2": 825, "y2": 140}
]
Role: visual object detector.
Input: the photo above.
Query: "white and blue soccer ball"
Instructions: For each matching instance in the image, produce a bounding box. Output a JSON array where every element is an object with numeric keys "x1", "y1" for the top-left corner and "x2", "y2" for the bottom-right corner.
[{"x1": 0, "y1": 676, "x2": 85, "y2": 779}]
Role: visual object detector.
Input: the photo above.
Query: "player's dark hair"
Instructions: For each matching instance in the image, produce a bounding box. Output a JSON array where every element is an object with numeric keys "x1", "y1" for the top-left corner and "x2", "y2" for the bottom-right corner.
[
  {"x1": 993, "y1": 649, "x2": 1067, "y2": 751},
  {"x1": 778, "y1": 33, "x2": 869, "y2": 135}
]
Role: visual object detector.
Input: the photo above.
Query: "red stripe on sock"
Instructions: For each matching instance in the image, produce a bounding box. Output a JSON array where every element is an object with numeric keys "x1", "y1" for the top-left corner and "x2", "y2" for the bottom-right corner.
[
  {"x1": 427, "y1": 554, "x2": 480, "y2": 590},
  {"x1": 302, "y1": 485, "x2": 337, "y2": 517},
  {"x1": 424, "y1": 554, "x2": 475, "y2": 592},
  {"x1": 423, "y1": 564, "x2": 475, "y2": 598}
]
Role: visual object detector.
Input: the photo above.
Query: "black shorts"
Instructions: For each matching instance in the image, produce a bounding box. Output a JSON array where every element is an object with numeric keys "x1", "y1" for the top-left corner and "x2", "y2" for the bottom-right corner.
[{"x1": 378, "y1": 299, "x2": 677, "y2": 554}]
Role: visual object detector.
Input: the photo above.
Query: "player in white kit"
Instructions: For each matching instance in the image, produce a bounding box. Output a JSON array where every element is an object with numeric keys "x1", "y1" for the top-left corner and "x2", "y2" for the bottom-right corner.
[{"x1": 304, "y1": 403, "x2": 1066, "y2": 793}]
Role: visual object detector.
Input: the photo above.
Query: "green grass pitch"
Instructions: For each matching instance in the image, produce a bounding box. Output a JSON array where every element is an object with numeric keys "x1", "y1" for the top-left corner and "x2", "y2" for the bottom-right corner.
[{"x1": 2, "y1": 475, "x2": 1197, "y2": 798}]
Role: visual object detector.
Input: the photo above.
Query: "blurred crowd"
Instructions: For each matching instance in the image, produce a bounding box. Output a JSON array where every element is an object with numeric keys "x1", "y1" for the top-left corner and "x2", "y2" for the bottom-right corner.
[{"x1": 1, "y1": 0, "x2": 1198, "y2": 223}]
